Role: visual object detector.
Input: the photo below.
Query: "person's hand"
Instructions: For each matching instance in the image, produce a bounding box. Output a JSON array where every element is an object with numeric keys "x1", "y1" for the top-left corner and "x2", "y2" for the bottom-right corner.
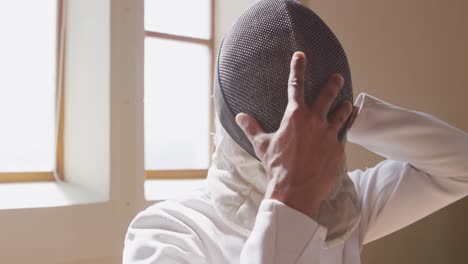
[{"x1": 235, "y1": 52, "x2": 353, "y2": 219}]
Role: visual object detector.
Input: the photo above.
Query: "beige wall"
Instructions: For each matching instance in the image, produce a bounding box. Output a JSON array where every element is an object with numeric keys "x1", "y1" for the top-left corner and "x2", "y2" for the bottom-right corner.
[{"x1": 217, "y1": 0, "x2": 468, "y2": 263}]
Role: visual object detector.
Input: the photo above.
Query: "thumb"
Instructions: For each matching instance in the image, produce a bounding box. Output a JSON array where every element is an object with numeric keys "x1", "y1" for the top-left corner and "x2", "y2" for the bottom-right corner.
[{"x1": 235, "y1": 113, "x2": 264, "y2": 144}]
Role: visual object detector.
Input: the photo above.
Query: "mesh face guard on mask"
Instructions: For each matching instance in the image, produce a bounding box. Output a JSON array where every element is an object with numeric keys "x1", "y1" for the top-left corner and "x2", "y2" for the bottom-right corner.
[{"x1": 215, "y1": 0, "x2": 353, "y2": 160}]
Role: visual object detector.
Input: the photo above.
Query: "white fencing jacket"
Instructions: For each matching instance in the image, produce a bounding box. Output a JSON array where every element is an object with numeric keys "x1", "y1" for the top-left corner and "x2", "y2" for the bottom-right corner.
[{"x1": 123, "y1": 93, "x2": 468, "y2": 264}]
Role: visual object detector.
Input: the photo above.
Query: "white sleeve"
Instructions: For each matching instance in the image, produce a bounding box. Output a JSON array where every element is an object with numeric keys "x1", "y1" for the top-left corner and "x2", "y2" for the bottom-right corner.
[
  {"x1": 347, "y1": 93, "x2": 468, "y2": 245},
  {"x1": 240, "y1": 199, "x2": 327, "y2": 264}
]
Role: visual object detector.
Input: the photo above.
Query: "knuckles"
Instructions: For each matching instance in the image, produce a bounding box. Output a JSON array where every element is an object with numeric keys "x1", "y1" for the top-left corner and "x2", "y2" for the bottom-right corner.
[
  {"x1": 288, "y1": 76, "x2": 303, "y2": 88},
  {"x1": 283, "y1": 103, "x2": 305, "y2": 125},
  {"x1": 323, "y1": 88, "x2": 338, "y2": 101},
  {"x1": 309, "y1": 112, "x2": 327, "y2": 128},
  {"x1": 288, "y1": 105, "x2": 303, "y2": 121}
]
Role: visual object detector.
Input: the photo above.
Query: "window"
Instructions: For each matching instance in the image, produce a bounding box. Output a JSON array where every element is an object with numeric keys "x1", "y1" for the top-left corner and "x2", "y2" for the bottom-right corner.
[
  {"x1": 144, "y1": 0, "x2": 214, "y2": 179},
  {"x1": 0, "y1": 0, "x2": 64, "y2": 182}
]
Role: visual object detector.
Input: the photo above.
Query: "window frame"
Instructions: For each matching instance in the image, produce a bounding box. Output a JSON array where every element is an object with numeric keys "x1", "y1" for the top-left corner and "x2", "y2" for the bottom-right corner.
[
  {"x1": 144, "y1": 0, "x2": 215, "y2": 180},
  {"x1": 0, "y1": 0, "x2": 65, "y2": 183}
]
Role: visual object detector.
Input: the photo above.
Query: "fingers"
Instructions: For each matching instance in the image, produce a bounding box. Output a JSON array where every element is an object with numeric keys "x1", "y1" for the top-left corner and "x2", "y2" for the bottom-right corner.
[
  {"x1": 312, "y1": 74, "x2": 344, "y2": 120},
  {"x1": 287, "y1": 52, "x2": 306, "y2": 109},
  {"x1": 328, "y1": 100, "x2": 353, "y2": 132},
  {"x1": 235, "y1": 113, "x2": 268, "y2": 155}
]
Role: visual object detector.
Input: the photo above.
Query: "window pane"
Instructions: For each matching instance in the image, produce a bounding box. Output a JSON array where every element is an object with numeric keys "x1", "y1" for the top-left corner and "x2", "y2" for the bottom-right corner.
[
  {"x1": 145, "y1": 0, "x2": 211, "y2": 39},
  {"x1": 145, "y1": 38, "x2": 210, "y2": 170},
  {"x1": 0, "y1": 0, "x2": 57, "y2": 172}
]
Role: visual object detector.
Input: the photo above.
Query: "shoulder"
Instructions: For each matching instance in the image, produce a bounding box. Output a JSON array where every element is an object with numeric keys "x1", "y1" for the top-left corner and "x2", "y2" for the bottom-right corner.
[
  {"x1": 129, "y1": 189, "x2": 214, "y2": 231},
  {"x1": 123, "y1": 189, "x2": 214, "y2": 263}
]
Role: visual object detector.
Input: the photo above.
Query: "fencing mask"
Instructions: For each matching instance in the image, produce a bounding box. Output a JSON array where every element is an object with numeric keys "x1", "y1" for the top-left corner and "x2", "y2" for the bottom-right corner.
[{"x1": 214, "y1": 0, "x2": 361, "y2": 246}]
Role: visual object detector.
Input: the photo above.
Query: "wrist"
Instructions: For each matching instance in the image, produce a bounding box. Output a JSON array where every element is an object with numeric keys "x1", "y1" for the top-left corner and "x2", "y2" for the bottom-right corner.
[{"x1": 266, "y1": 188, "x2": 321, "y2": 219}]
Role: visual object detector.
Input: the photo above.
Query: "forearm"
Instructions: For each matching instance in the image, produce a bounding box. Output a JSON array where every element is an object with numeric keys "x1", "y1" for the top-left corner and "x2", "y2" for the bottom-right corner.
[
  {"x1": 240, "y1": 199, "x2": 327, "y2": 264},
  {"x1": 348, "y1": 93, "x2": 468, "y2": 179}
]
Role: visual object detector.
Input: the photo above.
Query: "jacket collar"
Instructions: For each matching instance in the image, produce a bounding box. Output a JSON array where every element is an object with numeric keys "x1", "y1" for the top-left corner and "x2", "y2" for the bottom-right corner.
[{"x1": 207, "y1": 124, "x2": 267, "y2": 234}]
